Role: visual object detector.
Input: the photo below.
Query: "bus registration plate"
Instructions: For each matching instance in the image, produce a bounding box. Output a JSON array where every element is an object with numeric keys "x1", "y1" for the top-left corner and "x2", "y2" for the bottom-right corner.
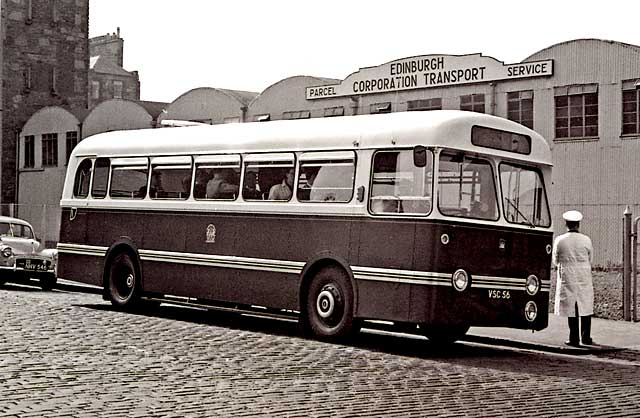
[{"x1": 488, "y1": 289, "x2": 511, "y2": 299}]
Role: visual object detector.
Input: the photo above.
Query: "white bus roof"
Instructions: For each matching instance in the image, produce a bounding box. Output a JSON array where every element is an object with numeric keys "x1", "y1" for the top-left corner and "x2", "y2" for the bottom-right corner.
[{"x1": 71, "y1": 110, "x2": 551, "y2": 166}]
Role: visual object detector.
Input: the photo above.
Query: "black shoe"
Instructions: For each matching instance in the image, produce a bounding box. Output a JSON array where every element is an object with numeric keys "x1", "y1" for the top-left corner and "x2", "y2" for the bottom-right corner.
[
  {"x1": 582, "y1": 339, "x2": 595, "y2": 346},
  {"x1": 564, "y1": 340, "x2": 581, "y2": 347}
]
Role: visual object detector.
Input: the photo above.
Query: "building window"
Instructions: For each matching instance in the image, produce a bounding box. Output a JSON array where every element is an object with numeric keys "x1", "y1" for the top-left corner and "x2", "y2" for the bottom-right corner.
[
  {"x1": 554, "y1": 85, "x2": 598, "y2": 139},
  {"x1": 460, "y1": 94, "x2": 485, "y2": 113},
  {"x1": 324, "y1": 106, "x2": 345, "y2": 117},
  {"x1": 622, "y1": 84, "x2": 640, "y2": 136},
  {"x1": 51, "y1": 0, "x2": 59, "y2": 23},
  {"x1": 113, "y1": 80, "x2": 123, "y2": 99},
  {"x1": 91, "y1": 81, "x2": 100, "y2": 99},
  {"x1": 282, "y1": 110, "x2": 311, "y2": 120},
  {"x1": 42, "y1": 133, "x2": 58, "y2": 167},
  {"x1": 23, "y1": 64, "x2": 32, "y2": 92},
  {"x1": 407, "y1": 98, "x2": 442, "y2": 111},
  {"x1": 24, "y1": 135, "x2": 35, "y2": 168},
  {"x1": 507, "y1": 90, "x2": 533, "y2": 129},
  {"x1": 66, "y1": 131, "x2": 79, "y2": 164},
  {"x1": 26, "y1": 0, "x2": 33, "y2": 23},
  {"x1": 370, "y1": 102, "x2": 391, "y2": 114},
  {"x1": 50, "y1": 68, "x2": 58, "y2": 94}
]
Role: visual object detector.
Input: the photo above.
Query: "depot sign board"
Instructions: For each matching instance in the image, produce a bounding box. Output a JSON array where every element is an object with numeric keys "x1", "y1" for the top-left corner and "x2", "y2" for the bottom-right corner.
[{"x1": 306, "y1": 54, "x2": 553, "y2": 100}]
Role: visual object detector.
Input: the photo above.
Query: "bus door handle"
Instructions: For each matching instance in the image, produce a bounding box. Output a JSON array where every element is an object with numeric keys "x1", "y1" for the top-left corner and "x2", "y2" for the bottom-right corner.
[{"x1": 70, "y1": 207, "x2": 77, "y2": 221}]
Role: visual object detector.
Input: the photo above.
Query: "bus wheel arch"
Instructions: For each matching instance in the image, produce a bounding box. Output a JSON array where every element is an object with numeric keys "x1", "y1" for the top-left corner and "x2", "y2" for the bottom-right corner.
[
  {"x1": 300, "y1": 257, "x2": 357, "y2": 340},
  {"x1": 103, "y1": 240, "x2": 142, "y2": 309}
]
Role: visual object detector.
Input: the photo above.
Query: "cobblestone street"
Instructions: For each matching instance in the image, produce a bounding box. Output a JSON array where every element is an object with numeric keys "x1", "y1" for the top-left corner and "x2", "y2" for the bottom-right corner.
[{"x1": 1, "y1": 283, "x2": 639, "y2": 417}]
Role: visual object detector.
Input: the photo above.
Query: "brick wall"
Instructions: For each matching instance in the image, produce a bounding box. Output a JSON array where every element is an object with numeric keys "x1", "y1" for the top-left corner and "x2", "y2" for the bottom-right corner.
[{"x1": 1, "y1": 0, "x2": 89, "y2": 204}]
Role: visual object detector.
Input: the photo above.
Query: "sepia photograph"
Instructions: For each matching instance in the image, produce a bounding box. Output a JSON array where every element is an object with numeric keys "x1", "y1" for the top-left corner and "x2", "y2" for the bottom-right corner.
[{"x1": 1, "y1": 0, "x2": 639, "y2": 416}]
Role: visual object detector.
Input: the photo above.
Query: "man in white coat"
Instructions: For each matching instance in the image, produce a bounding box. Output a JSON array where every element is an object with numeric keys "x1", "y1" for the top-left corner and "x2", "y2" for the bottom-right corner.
[{"x1": 552, "y1": 210, "x2": 594, "y2": 347}]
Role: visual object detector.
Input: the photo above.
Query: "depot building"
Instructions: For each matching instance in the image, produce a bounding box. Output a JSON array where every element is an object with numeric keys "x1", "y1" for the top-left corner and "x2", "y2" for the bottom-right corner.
[{"x1": 19, "y1": 38, "x2": 640, "y2": 267}]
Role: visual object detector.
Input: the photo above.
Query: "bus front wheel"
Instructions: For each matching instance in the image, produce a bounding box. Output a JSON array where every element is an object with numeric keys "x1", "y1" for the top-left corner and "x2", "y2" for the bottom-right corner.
[
  {"x1": 107, "y1": 252, "x2": 140, "y2": 309},
  {"x1": 305, "y1": 266, "x2": 354, "y2": 341}
]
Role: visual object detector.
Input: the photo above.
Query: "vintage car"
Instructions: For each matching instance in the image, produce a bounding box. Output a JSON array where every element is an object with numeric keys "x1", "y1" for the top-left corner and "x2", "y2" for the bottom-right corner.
[{"x1": 0, "y1": 216, "x2": 57, "y2": 290}]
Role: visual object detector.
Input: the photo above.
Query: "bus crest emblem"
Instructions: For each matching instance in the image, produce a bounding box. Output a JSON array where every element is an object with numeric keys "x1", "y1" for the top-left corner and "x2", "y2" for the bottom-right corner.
[{"x1": 206, "y1": 224, "x2": 216, "y2": 243}]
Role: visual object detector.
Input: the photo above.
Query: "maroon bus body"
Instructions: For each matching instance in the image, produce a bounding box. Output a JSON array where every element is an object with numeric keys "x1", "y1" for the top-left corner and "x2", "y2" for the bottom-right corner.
[{"x1": 58, "y1": 207, "x2": 551, "y2": 331}]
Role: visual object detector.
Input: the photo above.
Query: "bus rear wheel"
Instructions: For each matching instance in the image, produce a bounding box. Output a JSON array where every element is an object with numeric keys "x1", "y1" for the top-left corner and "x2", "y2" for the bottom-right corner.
[
  {"x1": 305, "y1": 266, "x2": 354, "y2": 341},
  {"x1": 421, "y1": 324, "x2": 470, "y2": 345},
  {"x1": 107, "y1": 252, "x2": 140, "y2": 309}
]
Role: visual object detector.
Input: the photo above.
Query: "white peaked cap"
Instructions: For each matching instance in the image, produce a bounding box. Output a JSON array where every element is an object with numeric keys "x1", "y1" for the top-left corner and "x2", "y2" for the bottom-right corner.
[{"x1": 562, "y1": 210, "x2": 583, "y2": 222}]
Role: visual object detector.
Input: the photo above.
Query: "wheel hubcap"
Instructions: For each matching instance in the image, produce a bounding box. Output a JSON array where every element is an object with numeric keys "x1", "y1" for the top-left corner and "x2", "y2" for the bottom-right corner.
[
  {"x1": 126, "y1": 273, "x2": 134, "y2": 288},
  {"x1": 316, "y1": 284, "x2": 342, "y2": 322}
]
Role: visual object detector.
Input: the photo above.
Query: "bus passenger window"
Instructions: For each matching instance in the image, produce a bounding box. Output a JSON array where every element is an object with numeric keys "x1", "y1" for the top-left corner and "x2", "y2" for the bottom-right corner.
[
  {"x1": 437, "y1": 153, "x2": 498, "y2": 220},
  {"x1": 243, "y1": 153, "x2": 295, "y2": 201},
  {"x1": 370, "y1": 149, "x2": 433, "y2": 215},
  {"x1": 150, "y1": 166, "x2": 192, "y2": 200},
  {"x1": 194, "y1": 155, "x2": 241, "y2": 200},
  {"x1": 297, "y1": 151, "x2": 356, "y2": 203},
  {"x1": 109, "y1": 158, "x2": 149, "y2": 199},
  {"x1": 73, "y1": 159, "x2": 92, "y2": 198},
  {"x1": 91, "y1": 158, "x2": 110, "y2": 199}
]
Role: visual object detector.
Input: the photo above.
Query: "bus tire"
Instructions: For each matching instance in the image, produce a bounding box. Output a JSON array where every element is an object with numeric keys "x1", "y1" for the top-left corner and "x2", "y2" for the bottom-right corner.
[
  {"x1": 107, "y1": 252, "x2": 140, "y2": 309},
  {"x1": 39, "y1": 273, "x2": 57, "y2": 291},
  {"x1": 305, "y1": 265, "x2": 354, "y2": 341},
  {"x1": 422, "y1": 324, "x2": 470, "y2": 345}
]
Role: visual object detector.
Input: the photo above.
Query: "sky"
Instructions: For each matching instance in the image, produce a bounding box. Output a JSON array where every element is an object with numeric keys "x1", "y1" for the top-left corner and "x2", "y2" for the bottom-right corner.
[{"x1": 88, "y1": 0, "x2": 640, "y2": 104}]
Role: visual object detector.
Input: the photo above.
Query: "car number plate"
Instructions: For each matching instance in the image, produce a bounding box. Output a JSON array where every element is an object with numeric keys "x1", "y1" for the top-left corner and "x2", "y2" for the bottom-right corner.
[{"x1": 18, "y1": 259, "x2": 48, "y2": 272}]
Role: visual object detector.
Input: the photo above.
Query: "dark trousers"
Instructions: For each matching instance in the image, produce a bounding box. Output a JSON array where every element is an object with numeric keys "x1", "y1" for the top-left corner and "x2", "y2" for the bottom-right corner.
[{"x1": 567, "y1": 303, "x2": 592, "y2": 344}]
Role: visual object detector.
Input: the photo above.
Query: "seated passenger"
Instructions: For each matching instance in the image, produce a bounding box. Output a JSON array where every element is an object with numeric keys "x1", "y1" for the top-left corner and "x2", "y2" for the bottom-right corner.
[
  {"x1": 268, "y1": 168, "x2": 294, "y2": 200},
  {"x1": 242, "y1": 172, "x2": 262, "y2": 200},
  {"x1": 206, "y1": 170, "x2": 239, "y2": 199},
  {"x1": 297, "y1": 168, "x2": 318, "y2": 201}
]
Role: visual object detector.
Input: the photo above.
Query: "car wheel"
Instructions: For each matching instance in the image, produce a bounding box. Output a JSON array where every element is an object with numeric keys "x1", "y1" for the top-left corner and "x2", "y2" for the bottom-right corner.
[
  {"x1": 107, "y1": 252, "x2": 140, "y2": 309},
  {"x1": 305, "y1": 265, "x2": 354, "y2": 341},
  {"x1": 421, "y1": 324, "x2": 470, "y2": 345},
  {"x1": 40, "y1": 273, "x2": 57, "y2": 291}
]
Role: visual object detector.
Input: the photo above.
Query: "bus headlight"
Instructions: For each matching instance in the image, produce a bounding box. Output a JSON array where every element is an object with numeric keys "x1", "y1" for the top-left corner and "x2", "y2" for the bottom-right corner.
[
  {"x1": 524, "y1": 301, "x2": 538, "y2": 322},
  {"x1": 526, "y1": 275, "x2": 540, "y2": 295},
  {"x1": 1, "y1": 246, "x2": 12, "y2": 258},
  {"x1": 452, "y1": 269, "x2": 469, "y2": 292}
]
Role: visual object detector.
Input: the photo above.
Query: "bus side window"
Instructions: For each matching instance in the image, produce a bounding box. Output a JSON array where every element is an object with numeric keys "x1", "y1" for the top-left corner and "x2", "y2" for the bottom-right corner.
[
  {"x1": 370, "y1": 149, "x2": 433, "y2": 215},
  {"x1": 243, "y1": 153, "x2": 295, "y2": 202},
  {"x1": 73, "y1": 159, "x2": 92, "y2": 198},
  {"x1": 437, "y1": 153, "x2": 498, "y2": 220},
  {"x1": 297, "y1": 151, "x2": 356, "y2": 203},
  {"x1": 150, "y1": 165, "x2": 192, "y2": 200},
  {"x1": 109, "y1": 158, "x2": 149, "y2": 200},
  {"x1": 91, "y1": 157, "x2": 110, "y2": 199},
  {"x1": 194, "y1": 155, "x2": 241, "y2": 201}
]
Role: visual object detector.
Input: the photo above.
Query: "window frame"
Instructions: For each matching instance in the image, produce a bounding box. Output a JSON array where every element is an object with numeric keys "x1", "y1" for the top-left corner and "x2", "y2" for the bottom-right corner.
[
  {"x1": 506, "y1": 90, "x2": 534, "y2": 129},
  {"x1": 437, "y1": 151, "x2": 499, "y2": 221},
  {"x1": 622, "y1": 87, "x2": 640, "y2": 136},
  {"x1": 41, "y1": 133, "x2": 58, "y2": 167},
  {"x1": 498, "y1": 161, "x2": 551, "y2": 227},
  {"x1": 24, "y1": 135, "x2": 35, "y2": 168},
  {"x1": 460, "y1": 94, "x2": 485, "y2": 113},
  {"x1": 554, "y1": 85, "x2": 599, "y2": 140},
  {"x1": 297, "y1": 151, "x2": 356, "y2": 204},
  {"x1": 369, "y1": 148, "x2": 435, "y2": 216},
  {"x1": 193, "y1": 154, "x2": 241, "y2": 201}
]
